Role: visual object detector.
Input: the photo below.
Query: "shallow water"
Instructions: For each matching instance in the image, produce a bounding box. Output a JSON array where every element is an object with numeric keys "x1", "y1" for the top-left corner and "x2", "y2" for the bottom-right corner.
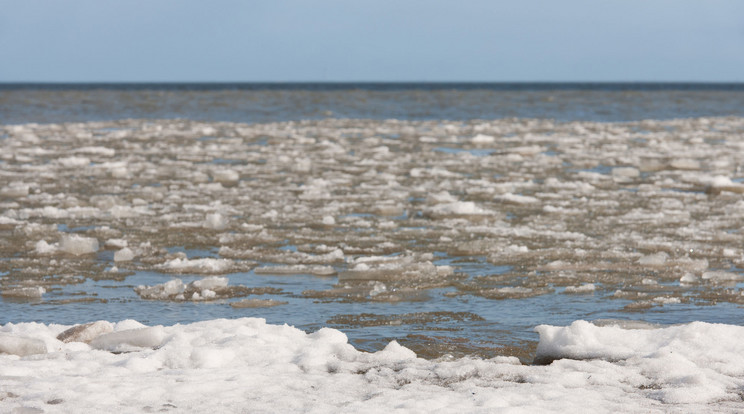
[{"x1": 2, "y1": 84, "x2": 744, "y2": 362}]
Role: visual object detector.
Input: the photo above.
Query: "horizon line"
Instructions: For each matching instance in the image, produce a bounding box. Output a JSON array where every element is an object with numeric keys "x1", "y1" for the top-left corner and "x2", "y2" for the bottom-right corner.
[{"x1": 2, "y1": 81, "x2": 744, "y2": 91}]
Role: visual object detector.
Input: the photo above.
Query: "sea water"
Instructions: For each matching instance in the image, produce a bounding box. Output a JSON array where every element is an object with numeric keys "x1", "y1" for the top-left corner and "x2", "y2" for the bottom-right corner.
[
  {"x1": 2, "y1": 83, "x2": 744, "y2": 360},
  {"x1": 2, "y1": 84, "x2": 744, "y2": 412}
]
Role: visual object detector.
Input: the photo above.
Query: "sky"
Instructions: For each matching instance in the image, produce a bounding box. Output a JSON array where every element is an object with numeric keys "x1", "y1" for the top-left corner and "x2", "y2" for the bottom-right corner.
[{"x1": 0, "y1": 0, "x2": 743, "y2": 82}]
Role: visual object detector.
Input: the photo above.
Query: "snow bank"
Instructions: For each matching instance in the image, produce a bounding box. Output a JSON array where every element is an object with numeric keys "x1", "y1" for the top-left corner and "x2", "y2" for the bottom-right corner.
[
  {"x1": 57, "y1": 321, "x2": 114, "y2": 343},
  {"x1": 535, "y1": 320, "x2": 744, "y2": 403},
  {"x1": 89, "y1": 326, "x2": 165, "y2": 352},
  {"x1": 1, "y1": 318, "x2": 743, "y2": 412},
  {"x1": 0, "y1": 334, "x2": 46, "y2": 356}
]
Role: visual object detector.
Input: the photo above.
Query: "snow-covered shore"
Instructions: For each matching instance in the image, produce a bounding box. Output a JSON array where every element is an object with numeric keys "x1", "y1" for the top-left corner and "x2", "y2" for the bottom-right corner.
[{"x1": 2, "y1": 318, "x2": 743, "y2": 413}]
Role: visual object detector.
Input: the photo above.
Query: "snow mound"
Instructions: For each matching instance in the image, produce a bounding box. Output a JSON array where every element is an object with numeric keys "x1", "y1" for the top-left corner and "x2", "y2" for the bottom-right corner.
[
  {"x1": 1, "y1": 319, "x2": 744, "y2": 411},
  {"x1": 535, "y1": 320, "x2": 744, "y2": 403},
  {"x1": 57, "y1": 321, "x2": 114, "y2": 343},
  {"x1": 0, "y1": 334, "x2": 47, "y2": 356},
  {"x1": 89, "y1": 326, "x2": 165, "y2": 352}
]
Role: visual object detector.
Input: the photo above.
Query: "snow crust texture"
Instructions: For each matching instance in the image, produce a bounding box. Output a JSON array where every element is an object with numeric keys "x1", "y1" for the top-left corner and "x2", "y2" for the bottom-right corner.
[{"x1": 1, "y1": 318, "x2": 743, "y2": 413}]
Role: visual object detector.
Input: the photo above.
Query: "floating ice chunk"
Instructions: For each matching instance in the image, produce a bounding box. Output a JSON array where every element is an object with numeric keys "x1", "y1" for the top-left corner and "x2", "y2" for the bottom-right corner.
[
  {"x1": 191, "y1": 276, "x2": 228, "y2": 291},
  {"x1": 109, "y1": 205, "x2": 141, "y2": 219},
  {"x1": 110, "y1": 166, "x2": 129, "y2": 178},
  {"x1": 1, "y1": 287, "x2": 45, "y2": 299},
  {"x1": 75, "y1": 146, "x2": 116, "y2": 157},
  {"x1": 669, "y1": 158, "x2": 701, "y2": 170},
  {"x1": 637, "y1": 252, "x2": 668, "y2": 267},
  {"x1": 59, "y1": 234, "x2": 99, "y2": 256},
  {"x1": 543, "y1": 260, "x2": 570, "y2": 270},
  {"x1": 701, "y1": 175, "x2": 744, "y2": 193},
  {"x1": 134, "y1": 277, "x2": 245, "y2": 301},
  {"x1": 653, "y1": 296, "x2": 681, "y2": 305},
  {"x1": 203, "y1": 213, "x2": 228, "y2": 230},
  {"x1": 611, "y1": 167, "x2": 640, "y2": 178},
  {"x1": 89, "y1": 326, "x2": 165, "y2": 352},
  {"x1": 508, "y1": 145, "x2": 543, "y2": 155},
  {"x1": 340, "y1": 253, "x2": 453, "y2": 283},
  {"x1": 471, "y1": 134, "x2": 495, "y2": 144},
  {"x1": 56, "y1": 321, "x2": 114, "y2": 343},
  {"x1": 105, "y1": 238, "x2": 128, "y2": 249},
  {"x1": 135, "y1": 279, "x2": 185, "y2": 300},
  {"x1": 0, "y1": 334, "x2": 47, "y2": 356},
  {"x1": 322, "y1": 215, "x2": 336, "y2": 225},
  {"x1": 34, "y1": 240, "x2": 57, "y2": 254},
  {"x1": 0, "y1": 183, "x2": 29, "y2": 198},
  {"x1": 367, "y1": 281, "x2": 385, "y2": 296},
  {"x1": 707, "y1": 175, "x2": 734, "y2": 187},
  {"x1": 494, "y1": 193, "x2": 539, "y2": 204},
  {"x1": 0, "y1": 216, "x2": 21, "y2": 226},
  {"x1": 427, "y1": 191, "x2": 457, "y2": 204},
  {"x1": 701, "y1": 270, "x2": 744, "y2": 281},
  {"x1": 497, "y1": 287, "x2": 532, "y2": 294},
  {"x1": 56, "y1": 156, "x2": 90, "y2": 167},
  {"x1": 563, "y1": 284, "x2": 595, "y2": 294},
  {"x1": 230, "y1": 299, "x2": 288, "y2": 308},
  {"x1": 114, "y1": 247, "x2": 135, "y2": 262},
  {"x1": 679, "y1": 273, "x2": 699, "y2": 284},
  {"x1": 212, "y1": 169, "x2": 239, "y2": 186},
  {"x1": 158, "y1": 257, "x2": 233, "y2": 274},
  {"x1": 427, "y1": 201, "x2": 492, "y2": 216},
  {"x1": 254, "y1": 264, "x2": 336, "y2": 276}
]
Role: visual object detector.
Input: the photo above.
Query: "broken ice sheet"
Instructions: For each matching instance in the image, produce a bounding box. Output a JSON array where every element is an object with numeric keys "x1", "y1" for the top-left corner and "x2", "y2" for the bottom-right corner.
[
  {"x1": 134, "y1": 277, "x2": 282, "y2": 302},
  {"x1": 2, "y1": 116, "x2": 744, "y2": 345}
]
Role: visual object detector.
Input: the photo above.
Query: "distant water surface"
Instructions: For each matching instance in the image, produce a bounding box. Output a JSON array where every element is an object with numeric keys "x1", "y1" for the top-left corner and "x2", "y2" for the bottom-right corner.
[{"x1": 1, "y1": 82, "x2": 744, "y2": 124}]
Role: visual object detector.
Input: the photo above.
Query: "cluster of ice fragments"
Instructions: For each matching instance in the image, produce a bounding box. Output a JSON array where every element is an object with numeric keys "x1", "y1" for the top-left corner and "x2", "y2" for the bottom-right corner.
[
  {"x1": 1, "y1": 318, "x2": 743, "y2": 412},
  {"x1": 2, "y1": 117, "x2": 744, "y2": 307},
  {"x1": 133, "y1": 276, "x2": 274, "y2": 302}
]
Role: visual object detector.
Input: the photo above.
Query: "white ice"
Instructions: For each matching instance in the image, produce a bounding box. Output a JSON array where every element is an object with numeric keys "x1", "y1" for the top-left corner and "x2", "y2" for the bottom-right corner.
[
  {"x1": 1, "y1": 318, "x2": 743, "y2": 412},
  {"x1": 58, "y1": 234, "x2": 99, "y2": 256}
]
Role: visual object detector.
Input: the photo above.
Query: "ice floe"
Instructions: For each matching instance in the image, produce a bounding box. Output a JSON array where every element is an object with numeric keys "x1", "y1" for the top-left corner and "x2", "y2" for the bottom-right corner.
[{"x1": 2, "y1": 117, "x2": 744, "y2": 309}]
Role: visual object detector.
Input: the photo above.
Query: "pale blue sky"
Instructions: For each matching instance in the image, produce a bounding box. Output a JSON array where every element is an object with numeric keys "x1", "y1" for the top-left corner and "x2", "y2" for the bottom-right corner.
[{"x1": 1, "y1": 0, "x2": 743, "y2": 82}]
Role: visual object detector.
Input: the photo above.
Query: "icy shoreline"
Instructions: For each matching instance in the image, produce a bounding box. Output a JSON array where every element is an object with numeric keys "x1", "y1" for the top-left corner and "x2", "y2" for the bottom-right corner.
[{"x1": 1, "y1": 318, "x2": 743, "y2": 413}]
